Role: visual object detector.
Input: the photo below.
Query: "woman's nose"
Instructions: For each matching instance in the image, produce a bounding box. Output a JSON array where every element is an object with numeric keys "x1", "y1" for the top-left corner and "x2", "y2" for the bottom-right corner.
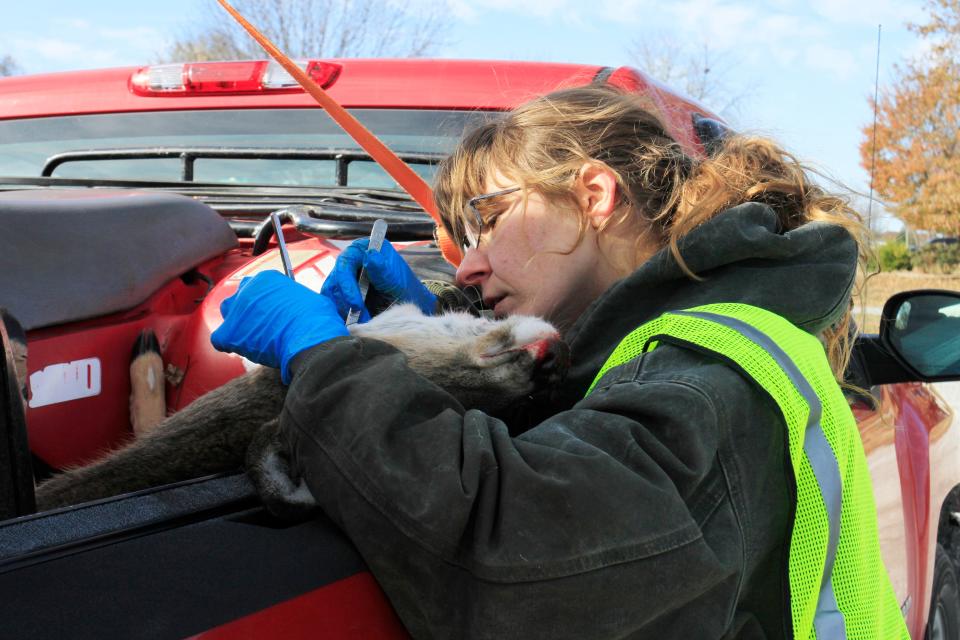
[{"x1": 455, "y1": 247, "x2": 491, "y2": 289}]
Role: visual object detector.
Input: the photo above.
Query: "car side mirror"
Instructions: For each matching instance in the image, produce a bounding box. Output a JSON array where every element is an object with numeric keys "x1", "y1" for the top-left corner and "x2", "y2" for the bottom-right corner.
[{"x1": 880, "y1": 289, "x2": 960, "y2": 382}]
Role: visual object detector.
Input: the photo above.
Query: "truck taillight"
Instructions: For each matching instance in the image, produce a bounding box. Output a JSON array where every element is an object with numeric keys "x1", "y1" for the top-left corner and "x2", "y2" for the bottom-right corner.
[{"x1": 129, "y1": 60, "x2": 341, "y2": 96}]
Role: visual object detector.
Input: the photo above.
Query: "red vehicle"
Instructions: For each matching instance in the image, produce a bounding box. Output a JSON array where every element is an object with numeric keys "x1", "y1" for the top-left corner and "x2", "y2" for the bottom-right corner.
[{"x1": 0, "y1": 59, "x2": 958, "y2": 638}]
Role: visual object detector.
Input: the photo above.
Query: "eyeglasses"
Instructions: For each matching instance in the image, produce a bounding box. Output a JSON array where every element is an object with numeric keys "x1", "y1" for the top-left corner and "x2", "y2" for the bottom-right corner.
[{"x1": 462, "y1": 186, "x2": 521, "y2": 250}]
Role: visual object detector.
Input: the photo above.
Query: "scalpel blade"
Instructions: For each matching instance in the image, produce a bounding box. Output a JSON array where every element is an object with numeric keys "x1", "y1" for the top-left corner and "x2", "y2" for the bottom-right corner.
[{"x1": 346, "y1": 219, "x2": 388, "y2": 326}]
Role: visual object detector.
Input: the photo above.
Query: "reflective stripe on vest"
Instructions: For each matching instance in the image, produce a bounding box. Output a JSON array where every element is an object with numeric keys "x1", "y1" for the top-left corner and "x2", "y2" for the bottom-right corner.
[{"x1": 585, "y1": 303, "x2": 908, "y2": 639}]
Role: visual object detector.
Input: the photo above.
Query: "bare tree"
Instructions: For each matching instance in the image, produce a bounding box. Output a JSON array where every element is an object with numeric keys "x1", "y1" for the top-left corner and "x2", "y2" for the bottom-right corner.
[
  {"x1": 162, "y1": 0, "x2": 452, "y2": 62},
  {"x1": 0, "y1": 55, "x2": 21, "y2": 77},
  {"x1": 628, "y1": 34, "x2": 751, "y2": 121}
]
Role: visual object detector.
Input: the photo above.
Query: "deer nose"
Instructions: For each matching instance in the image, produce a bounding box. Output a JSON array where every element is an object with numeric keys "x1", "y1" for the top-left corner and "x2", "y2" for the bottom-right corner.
[{"x1": 524, "y1": 336, "x2": 569, "y2": 384}]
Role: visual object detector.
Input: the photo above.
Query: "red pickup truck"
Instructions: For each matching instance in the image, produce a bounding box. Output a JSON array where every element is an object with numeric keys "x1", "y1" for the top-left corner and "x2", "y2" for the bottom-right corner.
[{"x1": 0, "y1": 58, "x2": 958, "y2": 638}]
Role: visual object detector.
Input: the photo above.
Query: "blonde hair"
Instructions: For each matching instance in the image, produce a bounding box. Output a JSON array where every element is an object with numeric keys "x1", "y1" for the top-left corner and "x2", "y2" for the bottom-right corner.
[{"x1": 434, "y1": 85, "x2": 866, "y2": 380}]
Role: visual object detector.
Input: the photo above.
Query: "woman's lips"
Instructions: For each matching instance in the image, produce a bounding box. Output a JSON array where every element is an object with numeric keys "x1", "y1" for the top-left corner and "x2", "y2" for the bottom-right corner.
[{"x1": 484, "y1": 295, "x2": 508, "y2": 316}]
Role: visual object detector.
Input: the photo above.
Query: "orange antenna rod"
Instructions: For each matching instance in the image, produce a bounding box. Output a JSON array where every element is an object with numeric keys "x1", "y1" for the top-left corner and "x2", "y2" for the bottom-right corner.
[{"x1": 215, "y1": 0, "x2": 463, "y2": 266}]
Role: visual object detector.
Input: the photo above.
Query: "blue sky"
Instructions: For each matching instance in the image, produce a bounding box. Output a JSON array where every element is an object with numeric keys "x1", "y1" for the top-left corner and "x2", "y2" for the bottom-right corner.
[{"x1": 2, "y1": 0, "x2": 930, "y2": 230}]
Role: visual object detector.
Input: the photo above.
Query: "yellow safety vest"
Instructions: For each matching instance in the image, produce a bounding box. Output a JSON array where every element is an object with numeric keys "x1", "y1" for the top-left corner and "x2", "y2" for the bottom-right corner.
[{"x1": 586, "y1": 303, "x2": 908, "y2": 639}]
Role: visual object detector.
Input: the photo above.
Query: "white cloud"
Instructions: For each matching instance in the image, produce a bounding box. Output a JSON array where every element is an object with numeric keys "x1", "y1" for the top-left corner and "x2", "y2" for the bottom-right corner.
[
  {"x1": 804, "y1": 43, "x2": 858, "y2": 80},
  {"x1": 13, "y1": 37, "x2": 87, "y2": 60},
  {"x1": 57, "y1": 18, "x2": 92, "y2": 30},
  {"x1": 98, "y1": 26, "x2": 163, "y2": 45},
  {"x1": 447, "y1": 0, "x2": 480, "y2": 21},
  {"x1": 440, "y1": 0, "x2": 924, "y2": 93},
  {"x1": 669, "y1": 0, "x2": 758, "y2": 38},
  {"x1": 2, "y1": 12, "x2": 165, "y2": 72},
  {"x1": 613, "y1": 1, "x2": 882, "y2": 80},
  {"x1": 767, "y1": 0, "x2": 799, "y2": 10},
  {"x1": 808, "y1": 0, "x2": 923, "y2": 27},
  {"x1": 894, "y1": 30, "x2": 945, "y2": 72},
  {"x1": 454, "y1": 0, "x2": 663, "y2": 28},
  {"x1": 443, "y1": 0, "x2": 900, "y2": 87},
  {"x1": 11, "y1": 37, "x2": 119, "y2": 67},
  {"x1": 744, "y1": 14, "x2": 831, "y2": 66},
  {"x1": 451, "y1": 0, "x2": 584, "y2": 21},
  {"x1": 591, "y1": 0, "x2": 657, "y2": 24}
]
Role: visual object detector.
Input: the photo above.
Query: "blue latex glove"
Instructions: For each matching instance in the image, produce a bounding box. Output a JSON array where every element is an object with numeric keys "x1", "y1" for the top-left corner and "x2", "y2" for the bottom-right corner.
[
  {"x1": 321, "y1": 238, "x2": 437, "y2": 323},
  {"x1": 211, "y1": 270, "x2": 348, "y2": 384}
]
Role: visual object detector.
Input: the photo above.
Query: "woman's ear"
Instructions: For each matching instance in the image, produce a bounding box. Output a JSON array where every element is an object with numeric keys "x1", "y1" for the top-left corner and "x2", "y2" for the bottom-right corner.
[{"x1": 574, "y1": 162, "x2": 618, "y2": 228}]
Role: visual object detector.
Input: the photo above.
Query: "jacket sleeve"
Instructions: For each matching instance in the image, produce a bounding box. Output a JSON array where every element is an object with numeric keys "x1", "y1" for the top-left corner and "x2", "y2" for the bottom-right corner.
[{"x1": 282, "y1": 336, "x2": 741, "y2": 639}]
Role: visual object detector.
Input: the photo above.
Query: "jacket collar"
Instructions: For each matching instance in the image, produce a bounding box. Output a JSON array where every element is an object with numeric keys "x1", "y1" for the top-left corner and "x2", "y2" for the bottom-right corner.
[{"x1": 559, "y1": 202, "x2": 858, "y2": 400}]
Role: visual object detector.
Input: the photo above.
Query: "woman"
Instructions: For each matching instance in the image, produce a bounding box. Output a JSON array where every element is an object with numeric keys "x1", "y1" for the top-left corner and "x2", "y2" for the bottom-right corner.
[{"x1": 212, "y1": 86, "x2": 905, "y2": 638}]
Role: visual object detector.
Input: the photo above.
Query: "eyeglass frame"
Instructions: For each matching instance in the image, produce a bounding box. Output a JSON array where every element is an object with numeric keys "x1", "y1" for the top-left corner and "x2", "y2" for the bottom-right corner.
[{"x1": 462, "y1": 186, "x2": 522, "y2": 250}]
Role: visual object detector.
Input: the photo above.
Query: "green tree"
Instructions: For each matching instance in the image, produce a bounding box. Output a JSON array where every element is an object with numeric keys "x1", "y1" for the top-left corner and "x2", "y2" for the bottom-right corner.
[
  {"x1": 163, "y1": 0, "x2": 451, "y2": 62},
  {"x1": 860, "y1": 0, "x2": 960, "y2": 236}
]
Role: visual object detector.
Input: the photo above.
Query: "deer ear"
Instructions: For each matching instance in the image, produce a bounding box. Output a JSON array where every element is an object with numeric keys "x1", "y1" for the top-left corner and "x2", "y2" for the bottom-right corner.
[{"x1": 573, "y1": 163, "x2": 618, "y2": 229}]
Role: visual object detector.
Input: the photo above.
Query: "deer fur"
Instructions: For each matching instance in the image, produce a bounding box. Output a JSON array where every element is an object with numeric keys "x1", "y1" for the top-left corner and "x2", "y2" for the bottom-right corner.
[{"x1": 35, "y1": 304, "x2": 564, "y2": 515}]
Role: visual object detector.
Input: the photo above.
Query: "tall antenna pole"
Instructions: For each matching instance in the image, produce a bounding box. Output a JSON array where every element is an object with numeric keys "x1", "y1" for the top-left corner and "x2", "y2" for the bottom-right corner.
[
  {"x1": 861, "y1": 24, "x2": 882, "y2": 333},
  {"x1": 868, "y1": 24, "x2": 882, "y2": 233}
]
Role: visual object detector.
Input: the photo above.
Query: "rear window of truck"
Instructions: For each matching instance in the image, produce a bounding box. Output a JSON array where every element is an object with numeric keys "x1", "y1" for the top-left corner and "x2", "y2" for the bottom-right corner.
[{"x1": 0, "y1": 108, "x2": 494, "y2": 188}]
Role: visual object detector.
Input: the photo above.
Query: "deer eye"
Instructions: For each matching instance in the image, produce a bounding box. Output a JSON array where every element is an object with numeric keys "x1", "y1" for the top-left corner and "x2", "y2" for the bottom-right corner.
[{"x1": 479, "y1": 327, "x2": 516, "y2": 356}]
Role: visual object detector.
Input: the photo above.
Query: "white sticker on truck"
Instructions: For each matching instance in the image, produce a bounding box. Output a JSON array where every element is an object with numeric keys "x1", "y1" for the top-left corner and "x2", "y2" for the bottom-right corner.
[
  {"x1": 293, "y1": 267, "x2": 328, "y2": 294},
  {"x1": 28, "y1": 358, "x2": 102, "y2": 409}
]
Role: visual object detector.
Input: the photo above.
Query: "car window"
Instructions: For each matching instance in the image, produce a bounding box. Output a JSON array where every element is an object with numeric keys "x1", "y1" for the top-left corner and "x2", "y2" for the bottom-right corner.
[{"x1": 0, "y1": 108, "x2": 493, "y2": 188}]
